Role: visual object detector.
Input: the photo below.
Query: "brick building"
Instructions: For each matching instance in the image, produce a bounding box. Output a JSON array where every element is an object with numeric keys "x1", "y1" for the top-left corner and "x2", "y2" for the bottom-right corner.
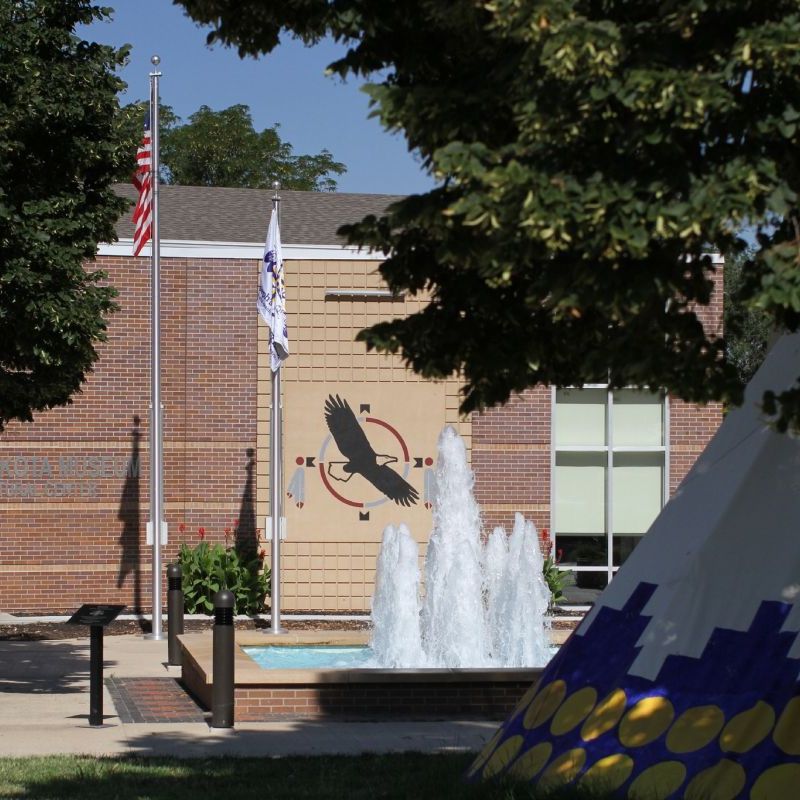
[{"x1": 0, "y1": 185, "x2": 724, "y2": 613}]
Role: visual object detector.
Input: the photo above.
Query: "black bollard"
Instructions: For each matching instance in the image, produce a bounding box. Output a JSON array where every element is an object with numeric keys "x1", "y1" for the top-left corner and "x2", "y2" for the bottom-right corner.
[
  {"x1": 167, "y1": 563, "x2": 184, "y2": 666},
  {"x1": 89, "y1": 625, "x2": 104, "y2": 726},
  {"x1": 211, "y1": 589, "x2": 235, "y2": 728}
]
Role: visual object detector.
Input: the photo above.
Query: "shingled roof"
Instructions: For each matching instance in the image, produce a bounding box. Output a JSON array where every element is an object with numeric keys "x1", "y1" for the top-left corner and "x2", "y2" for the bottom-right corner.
[{"x1": 113, "y1": 184, "x2": 401, "y2": 246}]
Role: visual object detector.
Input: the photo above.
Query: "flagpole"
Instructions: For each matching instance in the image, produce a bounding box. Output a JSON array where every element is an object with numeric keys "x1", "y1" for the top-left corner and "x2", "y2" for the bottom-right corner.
[
  {"x1": 269, "y1": 180, "x2": 285, "y2": 635},
  {"x1": 147, "y1": 54, "x2": 164, "y2": 641}
]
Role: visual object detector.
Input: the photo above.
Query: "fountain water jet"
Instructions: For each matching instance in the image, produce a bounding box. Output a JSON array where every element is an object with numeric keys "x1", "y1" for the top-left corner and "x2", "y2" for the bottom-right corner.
[
  {"x1": 371, "y1": 426, "x2": 552, "y2": 668},
  {"x1": 371, "y1": 523, "x2": 423, "y2": 667}
]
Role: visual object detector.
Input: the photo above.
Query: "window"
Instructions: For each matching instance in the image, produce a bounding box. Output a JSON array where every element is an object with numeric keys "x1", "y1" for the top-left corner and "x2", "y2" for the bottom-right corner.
[{"x1": 552, "y1": 387, "x2": 668, "y2": 602}]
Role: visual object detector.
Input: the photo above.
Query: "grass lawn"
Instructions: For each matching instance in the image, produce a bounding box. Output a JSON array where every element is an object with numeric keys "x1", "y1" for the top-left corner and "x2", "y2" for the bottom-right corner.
[{"x1": 0, "y1": 753, "x2": 612, "y2": 800}]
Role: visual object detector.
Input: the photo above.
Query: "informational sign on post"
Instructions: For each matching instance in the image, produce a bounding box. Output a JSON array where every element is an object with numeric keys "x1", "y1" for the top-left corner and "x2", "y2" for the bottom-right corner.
[
  {"x1": 66, "y1": 604, "x2": 126, "y2": 726},
  {"x1": 66, "y1": 604, "x2": 126, "y2": 628}
]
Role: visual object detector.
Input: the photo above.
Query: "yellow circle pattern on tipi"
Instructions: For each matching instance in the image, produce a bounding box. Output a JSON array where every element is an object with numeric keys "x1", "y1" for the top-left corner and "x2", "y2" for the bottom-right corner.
[
  {"x1": 626, "y1": 761, "x2": 686, "y2": 800},
  {"x1": 683, "y1": 758, "x2": 746, "y2": 800},
  {"x1": 550, "y1": 686, "x2": 597, "y2": 736},
  {"x1": 506, "y1": 742, "x2": 552, "y2": 782},
  {"x1": 665, "y1": 704, "x2": 725, "y2": 753},
  {"x1": 523, "y1": 679, "x2": 567, "y2": 730},
  {"x1": 581, "y1": 688, "x2": 627, "y2": 742},
  {"x1": 481, "y1": 735, "x2": 524, "y2": 779},
  {"x1": 538, "y1": 747, "x2": 586, "y2": 788},
  {"x1": 773, "y1": 696, "x2": 800, "y2": 755},
  {"x1": 577, "y1": 753, "x2": 634, "y2": 793},
  {"x1": 750, "y1": 763, "x2": 800, "y2": 800},
  {"x1": 618, "y1": 696, "x2": 675, "y2": 748},
  {"x1": 718, "y1": 701, "x2": 774, "y2": 753}
]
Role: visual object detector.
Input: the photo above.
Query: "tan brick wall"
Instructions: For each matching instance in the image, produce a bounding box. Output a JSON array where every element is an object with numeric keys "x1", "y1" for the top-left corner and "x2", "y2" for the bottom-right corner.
[{"x1": 256, "y1": 258, "x2": 469, "y2": 612}]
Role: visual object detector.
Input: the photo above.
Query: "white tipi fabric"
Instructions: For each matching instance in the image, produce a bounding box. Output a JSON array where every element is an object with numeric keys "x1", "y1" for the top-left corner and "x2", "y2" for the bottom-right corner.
[{"x1": 471, "y1": 333, "x2": 800, "y2": 797}]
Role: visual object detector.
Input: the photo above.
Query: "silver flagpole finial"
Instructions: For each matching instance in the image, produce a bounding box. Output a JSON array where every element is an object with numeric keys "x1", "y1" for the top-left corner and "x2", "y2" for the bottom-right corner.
[
  {"x1": 272, "y1": 180, "x2": 281, "y2": 200},
  {"x1": 151, "y1": 54, "x2": 161, "y2": 66}
]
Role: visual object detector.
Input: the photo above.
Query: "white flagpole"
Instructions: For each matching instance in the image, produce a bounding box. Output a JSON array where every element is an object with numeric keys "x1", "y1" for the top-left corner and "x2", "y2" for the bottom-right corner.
[
  {"x1": 147, "y1": 55, "x2": 164, "y2": 640},
  {"x1": 269, "y1": 180, "x2": 285, "y2": 635}
]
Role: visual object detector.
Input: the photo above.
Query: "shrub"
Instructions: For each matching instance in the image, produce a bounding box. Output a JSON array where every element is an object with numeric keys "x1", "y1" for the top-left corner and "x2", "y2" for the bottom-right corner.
[
  {"x1": 539, "y1": 528, "x2": 573, "y2": 608},
  {"x1": 542, "y1": 555, "x2": 572, "y2": 608},
  {"x1": 178, "y1": 533, "x2": 269, "y2": 615}
]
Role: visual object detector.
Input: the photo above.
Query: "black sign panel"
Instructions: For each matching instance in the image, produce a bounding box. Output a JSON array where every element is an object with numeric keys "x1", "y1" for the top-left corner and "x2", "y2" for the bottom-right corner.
[{"x1": 66, "y1": 604, "x2": 126, "y2": 627}]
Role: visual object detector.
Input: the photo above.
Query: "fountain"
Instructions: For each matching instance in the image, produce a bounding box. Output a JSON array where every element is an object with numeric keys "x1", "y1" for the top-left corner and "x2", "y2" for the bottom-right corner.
[
  {"x1": 371, "y1": 426, "x2": 552, "y2": 669},
  {"x1": 179, "y1": 426, "x2": 556, "y2": 719},
  {"x1": 370, "y1": 523, "x2": 424, "y2": 668}
]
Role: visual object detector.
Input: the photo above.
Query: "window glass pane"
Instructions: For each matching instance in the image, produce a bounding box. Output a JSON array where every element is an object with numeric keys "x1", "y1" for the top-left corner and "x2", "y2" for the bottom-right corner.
[
  {"x1": 555, "y1": 452, "x2": 606, "y2": 534},
  {"x1": 560, "y1": 571, "x2": 608, "y2": 606},
  {"x1": 555, "y1": 389, "x2": 607, "y2": 447},
  {"x1": 613, "y1": 390, "x2": 663, "y2": 447},
  {"x1": 612, "y1": 452, "x2": 663, "y2": 535},
  {"x1": 614, "y1": 536, "x2": 642, "y2": 568},
  {"x1": 556, "y1": 534, "x2": 607, "y2": 567}
]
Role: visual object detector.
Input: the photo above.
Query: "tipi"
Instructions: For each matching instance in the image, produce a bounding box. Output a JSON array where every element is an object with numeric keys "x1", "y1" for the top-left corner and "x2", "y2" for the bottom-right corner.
[{"x1": 470, "y1": 334, "x2": 800, "y2": 799}]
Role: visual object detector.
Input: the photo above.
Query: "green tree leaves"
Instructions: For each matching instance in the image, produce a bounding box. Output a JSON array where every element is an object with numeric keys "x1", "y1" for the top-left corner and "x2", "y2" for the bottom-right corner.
[
  {"x1": 174, "y1": 0, "x2": 800, "y2": 430},
  {"x1": 119, "y1": 102, "x2": 346, "y2": 191},
  {"x1": 0, "y1": 0, "x2": 128, "y2": 430},
  {"x1": 724, "y1": 246, "x2": 772, "y2": 385}
]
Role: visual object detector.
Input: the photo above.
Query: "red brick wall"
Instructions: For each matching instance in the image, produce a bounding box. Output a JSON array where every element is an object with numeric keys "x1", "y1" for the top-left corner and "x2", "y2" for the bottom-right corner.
[
  {"x1": 0, "y1": 255, "x2": 258, "y2": 613},
  {"x1": 0, "y1": 252, "x2": 724, "y2": 613},
  {"x1": 669, "y1": 257, "x2": 725, "y2": 493},
  {"x1": 233, "y1": 679, "x2": 536, "y2": 720},
  {"x1": 472, "y1": 388, "x2": 552, "y2": 536}
]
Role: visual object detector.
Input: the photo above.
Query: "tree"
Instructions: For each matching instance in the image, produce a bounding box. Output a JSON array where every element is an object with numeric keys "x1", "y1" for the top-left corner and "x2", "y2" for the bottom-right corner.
[
  {"x1": 724, "y1": 246, "x2": 772, "y2": 385},
  {"x1": 115, "y1": 100, "x2": 179, "y2": 181},
  {"x1": 0, "y1": 0, "x2": 128, "y2": 430},
  {"x1": 175, "y1": 0, "x2": 800, "y2": 430},
  {"x1": 118, "y1": 102, "x2": 346, "y2": 191}
]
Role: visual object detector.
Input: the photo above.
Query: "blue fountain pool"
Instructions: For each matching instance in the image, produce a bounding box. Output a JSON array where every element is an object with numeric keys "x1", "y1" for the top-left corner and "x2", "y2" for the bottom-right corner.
[
  {"x1": 243, "y1": 645, "x2": 374, "y2": 670},
  {"x1": 242, "y1": 644, "x2": 559, "y2": 670}
]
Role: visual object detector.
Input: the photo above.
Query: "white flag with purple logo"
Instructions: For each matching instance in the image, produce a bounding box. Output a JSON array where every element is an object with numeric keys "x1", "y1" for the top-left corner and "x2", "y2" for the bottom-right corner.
[{"x1": 257, "y1": 208, "x2": 289, "y2": 371}]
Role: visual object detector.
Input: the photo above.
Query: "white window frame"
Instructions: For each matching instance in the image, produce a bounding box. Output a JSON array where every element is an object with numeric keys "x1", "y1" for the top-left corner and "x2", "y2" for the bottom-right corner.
[{"x1": 550, "y1": 385, "x2": 670, "y2": 588}]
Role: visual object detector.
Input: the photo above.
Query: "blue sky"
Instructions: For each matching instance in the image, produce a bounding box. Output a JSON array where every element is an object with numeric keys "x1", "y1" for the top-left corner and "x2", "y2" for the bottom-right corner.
[{"x1": 81, "y1": 1, "x2": 434, "y2": 195}]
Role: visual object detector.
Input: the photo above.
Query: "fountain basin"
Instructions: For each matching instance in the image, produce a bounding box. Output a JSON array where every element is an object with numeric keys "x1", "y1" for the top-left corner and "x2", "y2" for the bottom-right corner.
[
  {"x1": 178, "y1": 629, "x2": 570, "y2": 721},
  {"x1": 242, "y1": 643, "x2": 560, "y2": 670}
]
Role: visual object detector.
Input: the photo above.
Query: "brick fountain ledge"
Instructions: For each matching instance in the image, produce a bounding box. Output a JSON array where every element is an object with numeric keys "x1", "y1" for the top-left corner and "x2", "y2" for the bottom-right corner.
[{"x1": 179, "y1": 628, "x2": 571, "y2": 721}]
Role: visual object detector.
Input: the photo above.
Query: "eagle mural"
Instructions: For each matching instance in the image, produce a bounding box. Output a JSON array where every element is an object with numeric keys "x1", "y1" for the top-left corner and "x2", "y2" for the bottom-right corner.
[{"x1": 323, "y1": 394, "x2": 419, "y2": 507}]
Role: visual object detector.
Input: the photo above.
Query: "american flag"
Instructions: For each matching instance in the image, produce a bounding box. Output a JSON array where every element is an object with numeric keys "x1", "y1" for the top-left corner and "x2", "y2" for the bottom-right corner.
[{"x1": 132, "y1": 112, "x2": 152, "y2": 256}]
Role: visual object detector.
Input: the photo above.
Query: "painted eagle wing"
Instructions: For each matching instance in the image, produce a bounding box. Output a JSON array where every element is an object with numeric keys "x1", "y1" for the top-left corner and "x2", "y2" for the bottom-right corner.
[
  {"x1": 324, "y1": 394, "x2": 374, "y2": 461},
  {"x1": 364, "y1": 463, "x2": 420, "y2": 507}
]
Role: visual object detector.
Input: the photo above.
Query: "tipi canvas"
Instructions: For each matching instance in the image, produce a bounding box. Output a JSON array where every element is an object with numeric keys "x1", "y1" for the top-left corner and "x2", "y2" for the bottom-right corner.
[{"x1": 470, "y1": 334, "x2": 800, "y2": 799}]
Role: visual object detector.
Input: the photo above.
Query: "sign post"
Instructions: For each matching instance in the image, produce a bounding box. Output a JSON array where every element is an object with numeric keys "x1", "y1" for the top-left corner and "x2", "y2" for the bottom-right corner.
[{"x1": 66, "y1": 604, "x2": 125, "y2": 726}]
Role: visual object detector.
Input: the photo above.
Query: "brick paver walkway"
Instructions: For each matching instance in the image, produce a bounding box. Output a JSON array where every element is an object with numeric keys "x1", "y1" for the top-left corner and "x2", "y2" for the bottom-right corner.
[{"x1": 106, "y1": 677, "x2": 207, "y2": 723}]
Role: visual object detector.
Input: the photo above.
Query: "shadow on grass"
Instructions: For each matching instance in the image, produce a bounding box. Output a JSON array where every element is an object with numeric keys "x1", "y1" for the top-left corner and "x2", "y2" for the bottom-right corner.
[
  {"x1": 0, "y1": 639, "x2": 116, "y2": 694},
  {"x1": 0, "y1": 754, "x2": 617, "y2": 800}
]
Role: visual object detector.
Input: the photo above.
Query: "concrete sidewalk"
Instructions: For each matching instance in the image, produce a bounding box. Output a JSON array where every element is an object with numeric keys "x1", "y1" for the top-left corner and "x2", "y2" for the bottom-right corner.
[{"x1": 0, "y1": 634, "x2": 498, "y2": 758}]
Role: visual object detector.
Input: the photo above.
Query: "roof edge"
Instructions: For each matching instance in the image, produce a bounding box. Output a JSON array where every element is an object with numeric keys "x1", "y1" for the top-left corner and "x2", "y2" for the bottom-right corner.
[{"x1": 98, "y1": 240, "x2": 387, "y2": 261}]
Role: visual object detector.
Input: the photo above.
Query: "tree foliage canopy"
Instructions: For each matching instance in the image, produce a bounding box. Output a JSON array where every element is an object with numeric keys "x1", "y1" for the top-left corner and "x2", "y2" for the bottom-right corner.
[
  {"x1": 724, "y1": 246, "x2": 772, "y2": 385},
  {"x1": 175, "y1": 0, "x2": 800, "y2": 429},
  {"x1": 118, "y1": 101, "x2": 346, "y2": 191},
  {"x1": 0, "y1": 0, "x2": 128, "y2": 430}
]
